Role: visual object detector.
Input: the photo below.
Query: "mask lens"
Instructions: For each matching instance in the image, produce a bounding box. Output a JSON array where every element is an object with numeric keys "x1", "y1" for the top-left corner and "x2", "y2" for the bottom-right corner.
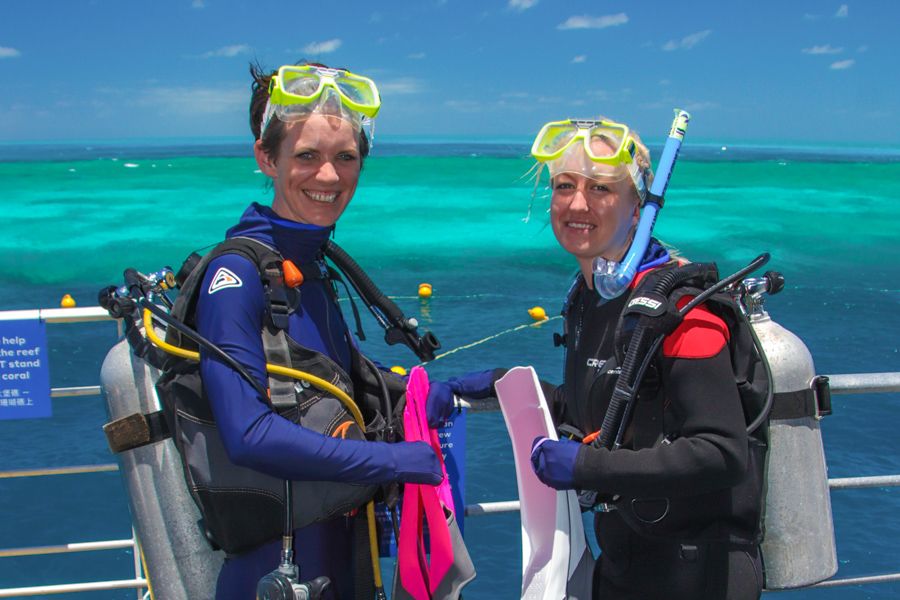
[
  {"x1": 334, "y1": 75, "x2": 377, "y2": 108},
  {"x1": 584, "y1": 124, "x2": 627, "y2": 160},
  {"x1": 536, "y1": 122, "x2": 579, "y2": 157},
  {"x1": 281, "y1": 69, "x2": 323, "y2": 99}
]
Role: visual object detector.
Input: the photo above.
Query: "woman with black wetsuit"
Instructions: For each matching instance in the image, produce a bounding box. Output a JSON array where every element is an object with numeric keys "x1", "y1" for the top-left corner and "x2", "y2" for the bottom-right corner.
[{"x1": 524, "y1": 117, "x2": 765, "y2": 599}]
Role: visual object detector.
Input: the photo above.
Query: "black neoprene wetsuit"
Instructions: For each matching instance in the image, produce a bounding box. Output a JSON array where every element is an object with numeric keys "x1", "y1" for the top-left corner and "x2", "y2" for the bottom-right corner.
[{"x1": 551, "y1": 274, "x2": 764, "y2": 600}]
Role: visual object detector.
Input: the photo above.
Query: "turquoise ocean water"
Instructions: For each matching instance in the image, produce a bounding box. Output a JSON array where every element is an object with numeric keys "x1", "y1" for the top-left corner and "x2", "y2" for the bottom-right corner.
[{"x1": 0, "y1": 139, "x2": 898, "y2": 598}]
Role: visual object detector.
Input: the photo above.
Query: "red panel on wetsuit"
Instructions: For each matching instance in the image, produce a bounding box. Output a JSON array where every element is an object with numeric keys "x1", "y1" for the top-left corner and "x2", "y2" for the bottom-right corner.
[{"x1": 662, "y1": 295, "x2": 730, "y2": 359}]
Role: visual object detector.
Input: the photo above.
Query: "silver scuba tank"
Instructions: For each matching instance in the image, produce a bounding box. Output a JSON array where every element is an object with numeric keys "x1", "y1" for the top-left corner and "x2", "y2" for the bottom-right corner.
[
  {"x1": 740, "y1": 274, "x2": 838, "y2": 589},
  {"x1": 101, "y1": 336, "x2": 223, "y2": 600}
]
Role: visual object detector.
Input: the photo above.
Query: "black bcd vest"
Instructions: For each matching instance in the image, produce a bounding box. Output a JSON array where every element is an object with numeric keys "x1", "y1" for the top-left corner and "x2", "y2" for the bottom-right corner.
[
  {"x1": 155, "y1": 237, "x2": 405, "y2": 555},
  {"x1": 558, "y1": 264, "x2": 770, "y2": 546}
]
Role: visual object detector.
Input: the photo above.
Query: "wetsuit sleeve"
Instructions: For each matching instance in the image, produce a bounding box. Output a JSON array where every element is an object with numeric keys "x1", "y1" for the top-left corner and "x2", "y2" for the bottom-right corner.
[
  {"x1": 196, "y1": 253, "x2": 425, "y2": 485},
  {"x1": 572, "y1": 317, "x2": 748, "y2": 498}
]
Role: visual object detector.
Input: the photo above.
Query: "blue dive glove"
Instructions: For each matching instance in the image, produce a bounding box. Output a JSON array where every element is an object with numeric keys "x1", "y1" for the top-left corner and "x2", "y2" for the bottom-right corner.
[
  {"x1": 530, "y1": 437, "x2": 581, "y2": 490},
  {"x1": 426, "y1": 369, "x2": 499, "y2": 428},
  {"x1": 388, "y1": 441, "x2": 443, "y2": 486}
]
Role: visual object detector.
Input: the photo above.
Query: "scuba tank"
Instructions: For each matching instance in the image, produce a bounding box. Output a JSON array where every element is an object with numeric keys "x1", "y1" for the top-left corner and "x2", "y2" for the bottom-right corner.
[
  {"x1": 101, "y1": 336, "x2": 224, "y2": 599},
  {"x1": 740, "y1": 273, "x2": 837, "y2": 589}
]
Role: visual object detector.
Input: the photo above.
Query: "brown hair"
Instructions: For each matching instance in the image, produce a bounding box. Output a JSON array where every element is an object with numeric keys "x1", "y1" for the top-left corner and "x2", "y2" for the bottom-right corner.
[{"x1": 248, "y1": 61, "x2": 370, "y2": 167}]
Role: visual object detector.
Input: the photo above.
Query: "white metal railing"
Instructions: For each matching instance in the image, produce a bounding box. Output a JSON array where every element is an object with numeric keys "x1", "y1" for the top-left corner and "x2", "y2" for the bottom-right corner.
[{"x1": 1, "y1": 306, "x2": 898, "y2": 596}]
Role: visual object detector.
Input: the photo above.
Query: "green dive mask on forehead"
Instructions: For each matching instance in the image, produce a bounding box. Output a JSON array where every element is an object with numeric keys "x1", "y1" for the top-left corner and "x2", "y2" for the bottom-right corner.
[
  {"x1": 261, "y1": 65, "x2": 381, "y2": 138},
  {"x1": 531, "y1": 119, "x2": 647, "y2": 201}
]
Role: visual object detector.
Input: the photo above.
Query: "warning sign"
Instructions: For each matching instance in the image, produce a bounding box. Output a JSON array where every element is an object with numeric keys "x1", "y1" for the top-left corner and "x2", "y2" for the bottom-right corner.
[{"x1": 0, "y1": 320, "x2": 51, "y2": 420}]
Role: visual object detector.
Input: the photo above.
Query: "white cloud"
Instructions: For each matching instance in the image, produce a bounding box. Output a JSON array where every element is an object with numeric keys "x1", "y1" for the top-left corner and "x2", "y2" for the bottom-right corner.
[
  {"x1": 199, "y1": 44, "x2": 251, "y2": 59},
  {"x1": 444, "y1": 99, "x2": 482, "y2": 113},
  {"x1": 0, "y1": 46, "x2": 21, "y2": 59},
  {"x1": 303, "y1": 39, "x2": 342, "y2": 55},
  {"x1": 138, "y1": 86, "x2": 246, "y2": 115},
  {"x1": 803, "y1": 13, "x2": 821, "y2": 20},
  {"x1": 380, "y1": 78, "x2": 424, "y2": 95},
  {"x1": 191, "y1": 0, "x2": 205, "y2": 8},
  {"x1": 835, "y1": 4, "x2": 848, "y2": 18},
  {"x1": 659, "y1": 79, "x2": 671, "y2": 86},
  {"x1": 408, "y1": 52, "x2": 426, "y2": 60},
  {"x1": 572, "y1": 55, "x2": 587, "y2": 63},
  {"x1": 662, "y1": 29, "x2": 711, "y2": 51},
  {"x1": 830, "y1": 59, "x2": 855, "y2": 70},
  {"x1": 509, "y1": 0, "x2": 538, "y2": 11},
  {"x1": 857, "y1": 45, "x2": 868, "y2": 53},
  {"x1": 802, "y1": 44, "x2": 843, "y2": 55},
  {"x1": 683, "y1": 100, "x2": 719, "y2": 111},
  {"x1": 557, "y1": 13, "x2": 628, "y2": 30},
  {"x1": 501, "y1": 91, "x2": 529, "y2": 99}
]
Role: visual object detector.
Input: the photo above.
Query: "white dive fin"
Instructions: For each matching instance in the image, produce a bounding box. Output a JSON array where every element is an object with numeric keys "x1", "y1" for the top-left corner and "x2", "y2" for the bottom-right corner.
[{"x1": 495, "y1": 366, "x2": 594, "y2": 600}]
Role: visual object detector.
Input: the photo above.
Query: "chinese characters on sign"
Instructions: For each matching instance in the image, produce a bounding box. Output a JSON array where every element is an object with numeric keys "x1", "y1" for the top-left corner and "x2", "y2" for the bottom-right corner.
[{"x1": 0, "y1": 319, "x2": 52, "y2": 420}]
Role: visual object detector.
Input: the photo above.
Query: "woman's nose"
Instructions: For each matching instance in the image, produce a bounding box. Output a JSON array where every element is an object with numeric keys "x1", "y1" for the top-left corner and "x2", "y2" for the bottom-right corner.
[
  {"x1": 316, "y1": 161, "x2": 340, "y2": 183},
  {"x1": 569, "y1": 188, "x2": 589, "y2": 211}
]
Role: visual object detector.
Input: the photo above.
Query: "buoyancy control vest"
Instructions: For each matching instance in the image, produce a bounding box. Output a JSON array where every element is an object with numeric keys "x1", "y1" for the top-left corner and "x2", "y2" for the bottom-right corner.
[
  {"x1": 154, "y1": 236, "x2": 404, "y2": 555},
  {"x1": 557, "y1": 262, "x2": 770, "y2": 546}
]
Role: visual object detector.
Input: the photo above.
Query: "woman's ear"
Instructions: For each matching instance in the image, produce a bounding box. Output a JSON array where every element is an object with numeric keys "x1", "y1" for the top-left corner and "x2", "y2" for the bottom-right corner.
[{"x1": 254, "y1": 140, "x2": 277, "y2": 178}]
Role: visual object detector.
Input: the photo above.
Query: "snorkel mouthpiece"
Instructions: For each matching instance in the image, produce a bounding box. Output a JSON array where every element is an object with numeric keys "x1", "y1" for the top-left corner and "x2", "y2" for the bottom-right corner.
[{"x1": 592, "y1": 109, "x2": 690, "y2": 299}]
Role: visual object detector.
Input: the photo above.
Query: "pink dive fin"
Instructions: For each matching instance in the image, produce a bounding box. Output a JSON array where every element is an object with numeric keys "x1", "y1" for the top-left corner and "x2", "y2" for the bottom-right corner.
[{"x1": 397, "y1": 366, "x2": 454, "y2": 599}]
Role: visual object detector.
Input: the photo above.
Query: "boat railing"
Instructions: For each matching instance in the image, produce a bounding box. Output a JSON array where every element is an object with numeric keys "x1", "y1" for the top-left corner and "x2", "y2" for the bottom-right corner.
[{"x1": 1, "y1": 307, "x2": 899, "y2": 597}]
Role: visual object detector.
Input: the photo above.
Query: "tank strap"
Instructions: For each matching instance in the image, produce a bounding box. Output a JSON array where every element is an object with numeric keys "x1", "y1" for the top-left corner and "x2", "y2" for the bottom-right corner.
[
  {"x1": 102, "y1": 410, "x2": 171, "y2": 453},
  {"x1": 770, "y1": 375, "x2": 832, "y2": 419}
]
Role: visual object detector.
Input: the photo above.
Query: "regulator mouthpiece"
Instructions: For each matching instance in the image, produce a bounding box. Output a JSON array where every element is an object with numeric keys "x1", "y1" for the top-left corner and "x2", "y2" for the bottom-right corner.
[{"x1": 592, "y1": 256, "x2": 633, "y2": 300}]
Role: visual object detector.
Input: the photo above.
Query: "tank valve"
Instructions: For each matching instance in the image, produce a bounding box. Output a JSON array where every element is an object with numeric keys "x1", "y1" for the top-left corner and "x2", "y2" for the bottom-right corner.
[{"x1": 735, "y1": 270, "x2": 784, "y2": 317}]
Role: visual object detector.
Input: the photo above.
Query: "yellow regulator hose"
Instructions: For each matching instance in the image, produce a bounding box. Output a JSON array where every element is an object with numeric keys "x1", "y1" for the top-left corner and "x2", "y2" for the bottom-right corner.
[{"x1": 141, "y1": 309, "x2": 384, "y2": 591}]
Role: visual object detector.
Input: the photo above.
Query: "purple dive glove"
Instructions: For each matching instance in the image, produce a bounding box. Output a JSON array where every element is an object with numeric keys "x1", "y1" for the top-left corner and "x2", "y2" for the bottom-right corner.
[
  {"x1": 425, "y1": 369, "x2": 501, "y2": 428},
  {"x1": 530, "y1": 436, "x2": 581, "y2": 490}
]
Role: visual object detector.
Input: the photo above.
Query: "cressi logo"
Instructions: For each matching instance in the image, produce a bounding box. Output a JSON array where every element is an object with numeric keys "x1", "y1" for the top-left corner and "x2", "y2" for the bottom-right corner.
[
  {"x1": 208, "y1": 267, "x2": 242, "y2": 294},
  {"x1": 628, "y1": 296, "x2": 662, "y2": 311},
  {"x1": 586, "y1": 358, "x2": 606, "y2": 369}
]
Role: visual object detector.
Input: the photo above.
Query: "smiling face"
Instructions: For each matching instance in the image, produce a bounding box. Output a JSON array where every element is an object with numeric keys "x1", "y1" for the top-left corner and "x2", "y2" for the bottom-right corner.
[
  {"x1": 254, "y1": 113, "x2": 361, "y2": 227},
  {"x1": 550, "y1": 171, "x2": 640, "y2": 280}
]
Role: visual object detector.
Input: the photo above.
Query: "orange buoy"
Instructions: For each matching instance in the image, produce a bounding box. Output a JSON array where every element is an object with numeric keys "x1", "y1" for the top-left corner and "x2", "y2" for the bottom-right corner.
[
  {"x1": 60, "y1": 294, "x2": 76, "y2": 308},
  {"x1": 418, "y1": 283, "x2": 433, "y2": 299},
  {"x1": 390, "y1": 366, "x2": 408, "y2": 376}
]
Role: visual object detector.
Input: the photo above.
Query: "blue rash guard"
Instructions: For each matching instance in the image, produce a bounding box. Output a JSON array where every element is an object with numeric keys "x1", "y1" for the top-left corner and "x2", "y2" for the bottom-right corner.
[{"x1": 196, "y1": 203, "x2": 425, "y2": 599}]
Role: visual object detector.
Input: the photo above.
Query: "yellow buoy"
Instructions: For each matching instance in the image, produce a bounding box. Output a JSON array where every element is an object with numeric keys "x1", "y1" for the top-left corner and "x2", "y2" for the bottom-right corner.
[
  {"x1": 418, "y1": 283, "x2": 433, "y2": 299},
  {"x1": 390, "y1": 365, "x2": 408, "y2": 376},
  {"x1": 527, "y1": 306, "x2": 547, "y2": 322},
  {"x1": 60, "y1": 294, "x2": 76, "y2": 308}
]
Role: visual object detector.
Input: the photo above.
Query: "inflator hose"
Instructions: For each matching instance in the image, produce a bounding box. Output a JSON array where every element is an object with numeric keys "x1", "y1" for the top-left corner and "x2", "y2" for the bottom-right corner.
[
  {"x1": 605, "y1": 254, "x2": 772, "y2": 450},
  {"x1": 325, "y1": 241, "x2": 439, "y2": 362},
  {"x1": 596, "y1": 262, "x2": 712, "y2": 449},
  {"x1": 325, "y1": 241, "x2": 404, "y2": 325}
]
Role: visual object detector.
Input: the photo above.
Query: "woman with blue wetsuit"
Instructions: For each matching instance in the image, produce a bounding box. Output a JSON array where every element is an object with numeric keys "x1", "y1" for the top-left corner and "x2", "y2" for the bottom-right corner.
[
  {"x1": 431, "y1": 117, "x2": 765, "y2": 599},
  {"x1": 193, "y1": 63, "x2": 443, "y2": 599}
]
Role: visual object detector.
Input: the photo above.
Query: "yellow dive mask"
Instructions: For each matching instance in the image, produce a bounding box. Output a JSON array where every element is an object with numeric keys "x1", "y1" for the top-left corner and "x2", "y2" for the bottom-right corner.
[
  {"x1": 261, "y1": 65, "x2": 381, "y2": 136},
  {"x1": 531, "y1": 118, "x2": 647, "y2": 200}
]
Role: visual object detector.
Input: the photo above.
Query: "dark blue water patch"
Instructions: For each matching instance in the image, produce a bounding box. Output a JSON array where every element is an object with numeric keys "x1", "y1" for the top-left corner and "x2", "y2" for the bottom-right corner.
[
  {"x1": 2, "y1": 139, "x2": 899, "y2": 163},
  {"x1": 0, "y1": 142, "x2": 254, "y2": 163}
]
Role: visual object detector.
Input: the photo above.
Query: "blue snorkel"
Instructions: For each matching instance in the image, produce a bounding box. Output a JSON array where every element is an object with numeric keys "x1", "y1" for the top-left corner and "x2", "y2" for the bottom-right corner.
[{"x1": 592, "y1": 109, "x2": 691, "y2": 299}]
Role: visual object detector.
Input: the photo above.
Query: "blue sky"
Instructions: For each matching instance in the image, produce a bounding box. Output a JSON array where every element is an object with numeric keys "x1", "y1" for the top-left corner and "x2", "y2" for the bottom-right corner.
[{"x1": 1, "y1": 1, "x2": 897, "y2": 145}]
